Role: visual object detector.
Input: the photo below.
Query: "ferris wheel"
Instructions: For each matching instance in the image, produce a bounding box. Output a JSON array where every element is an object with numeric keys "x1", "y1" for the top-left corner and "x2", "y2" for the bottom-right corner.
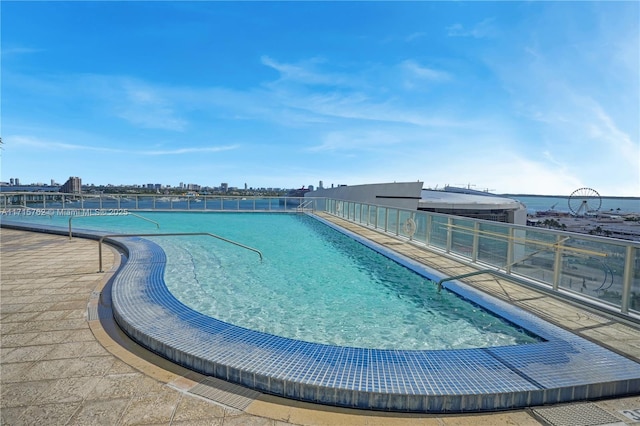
[{"x1": 568, "y1": 187, "x2": 602, "y2": 216}]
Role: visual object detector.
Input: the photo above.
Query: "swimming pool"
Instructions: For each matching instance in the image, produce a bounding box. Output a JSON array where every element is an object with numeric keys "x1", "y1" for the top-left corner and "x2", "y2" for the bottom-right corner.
[
  {"x1": 157, "y1": 213, "x2": 541, "y2": 350},
  {"x1": 3, "y1": 209, "x2": 640, "y2": 413},
  {"x1": 1, "y1": 210, "x2": 539, "y2": 350}
]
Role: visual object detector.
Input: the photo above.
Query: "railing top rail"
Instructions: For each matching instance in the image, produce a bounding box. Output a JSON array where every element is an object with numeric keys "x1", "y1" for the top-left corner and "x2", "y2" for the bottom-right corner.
[{"x1": 329, "y1": 198, "x2": 640, "y2": 248}]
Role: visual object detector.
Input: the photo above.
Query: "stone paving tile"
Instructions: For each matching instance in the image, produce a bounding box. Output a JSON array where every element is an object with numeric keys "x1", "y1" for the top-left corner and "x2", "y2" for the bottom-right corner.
[
  {"x1": 118, "y1": 387, "x2": 183, "y2": 425},
  {"x1": 67, "y1": 397, "x2": 131, "y2": 425},
  {"x1": 0, "y1": 380, "x2": 51, "y2": 408},
  {"x1": 5, "y1": 402, "x2": 82, "y2": 425},
  {"x1": 1, "y1": 344, "x2": 53, "y2": 363},
  {"x1": 171, "y1": 394, "x2": 228, "y2": 422},
  {"x1": 38, "y1": 376, "x2": 104, "y2": 404}
]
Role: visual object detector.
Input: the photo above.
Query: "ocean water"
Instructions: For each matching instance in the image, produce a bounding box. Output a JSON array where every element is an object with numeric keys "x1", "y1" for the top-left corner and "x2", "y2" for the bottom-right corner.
[{"x1": 506, "y1": 195, "x2": 640, "y2": 215}]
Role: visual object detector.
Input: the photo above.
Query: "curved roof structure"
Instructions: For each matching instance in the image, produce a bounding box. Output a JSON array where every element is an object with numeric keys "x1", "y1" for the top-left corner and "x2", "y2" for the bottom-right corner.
[{"x1": 419, "y1": 189, "x2": 525, "y2": 212}]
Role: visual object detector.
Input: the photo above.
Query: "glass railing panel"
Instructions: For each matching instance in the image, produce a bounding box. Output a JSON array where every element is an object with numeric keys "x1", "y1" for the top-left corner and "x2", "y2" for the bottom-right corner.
[
  {"x1": 368, "y1": 205, "x2": 377, "y2": 228},
  {"x1": 451, "y1": 217, "x2": 475, "y2": 259},
  {"x1": 509, "y1": 228, "x2": 557, "y2": 286},
  {"x1": 376, "y1": 207, "x2": 387, "y2": 232},
  {"x1": 119, "y1": 196, "x2": 137, "y2": 210},
  {"x1": 220, "y1": 198, "x2": 238, "y2": 210},
  {"x1": 338, "y1": 201, "x2": 344, "y2": 217},
  {"x1": 25, "y1": 194, "x2": 44, "y2": 208},
  {"x1": 354, "y1": 203, "x2": 361, "y2": 223},
  {"x1": 477, "y1": 222, "x2": 509, "y2": 269},
  {"x1": 187, "y1": 197, "x2": 205, "y2": 210},
  {"x1": 238, "y1": 198, "x2": 256, "y2": 210},
  {"x1": 251, "y1": 197, "x2": 273, "y2": 211},
  {"x1": 398, "y1": 210, "x2": 415, "y2": 239},
  {"x1": 387, "y1": 208, "x2": 399, "y2": 235},
  {"x1": 99, "y1": 196, "x2": 120, "y2": 209},
  {"x1": 41, "y1": 194, "x2": 61, "y2": 208},
  {"x1": 145, "y1": 196, "x2": 167, "y2": 210},
  {"x1": 411, "y1": 211, "x2": 428, "y2": 245},
  {"x1": 559, "y1": 238, "x2": 626, "y2": 307},
  {"x1": 202, "y1": 197, "x2": 222, "y2": 210},
  {"x1": 429, "y1": 215, "x2": 449, "y2": 250},
  {"x1": 79, "y1": 195, "x2": 101, "y2": 210},
  {"x1": 631, "y1": 249, "x2": 640, "y2": 314}
]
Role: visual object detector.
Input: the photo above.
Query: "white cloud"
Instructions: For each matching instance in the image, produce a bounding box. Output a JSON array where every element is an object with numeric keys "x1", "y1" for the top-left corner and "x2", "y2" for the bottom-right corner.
[
  {"x1": 145, "y1": 146, "x2": 239, "y2": 155},
  {"x1": 9, "y1": 135, "x2": 122, "y2": 153},
  {"x1": 587, "y1": 103, "x2": 639, "y2": 169},
  {"x1": 6, "y1": 134, "x2": 238, "y2": 157},
  {"x1": 261, "y1": 55, "x2": 353, "y2": 88},
  {"x1": 1, "y1": 46, "x2": 42, "y2": 56},
  {"x1": 446, "y1": 18, "x2": 498, "y2": 39},
  {"x1": 113, "y1": 79, "x2": 188, "y2": 131},
  {"x1": 400, "y1": 60, "x2": 450, "y2": 83}
]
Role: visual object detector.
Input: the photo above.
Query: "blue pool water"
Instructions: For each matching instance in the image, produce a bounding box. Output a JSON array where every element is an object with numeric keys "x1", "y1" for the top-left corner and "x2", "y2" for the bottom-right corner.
[{"x1": 3, "y1": 211, "x2": 540, "y2": 350}]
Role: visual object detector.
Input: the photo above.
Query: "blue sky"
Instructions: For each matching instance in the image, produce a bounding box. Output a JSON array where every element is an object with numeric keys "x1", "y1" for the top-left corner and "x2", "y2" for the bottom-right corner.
[{"x1": 2, "y1": 1, "x2": 638, "y2": 196}]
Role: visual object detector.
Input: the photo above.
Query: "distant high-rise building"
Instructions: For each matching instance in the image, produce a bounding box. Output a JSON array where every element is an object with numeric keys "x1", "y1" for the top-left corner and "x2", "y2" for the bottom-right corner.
[
  {"x1": 244, "y1": 183, "x2": 248, "y2": 190},
  {"x1": 60, "y1": 176, "x2": 82, "y2": 194},
  {"x1": 51, "y1": 179, "x2": 56, "y2": 186},
  {"x1": 9, "y1": 178, "x2": 14, "y2": 185},
  {"x1": 319, "y1": 180, "x2": 324, "y2": 189},
  {"x1": 14, "y1": 178, "x2": 20, "y2": 186},
  {"x1": 221, "y1": 183, "x2": 228, "y2": 192}
]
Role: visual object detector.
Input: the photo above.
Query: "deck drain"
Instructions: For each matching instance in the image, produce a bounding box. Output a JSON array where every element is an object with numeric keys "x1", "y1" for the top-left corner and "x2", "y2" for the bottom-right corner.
[
  {"x1": 87, "y1": 304, "x2": 99, "y2": 321},
  {"x1": 189, "y1": 377, "x2": 260, "y2": 410},
  {"x1": 532, "y1": 403, "x2": 624, "y2": 426},
  {"x1": 87, "y1": 291, "x2": 101, "y2": 321}
]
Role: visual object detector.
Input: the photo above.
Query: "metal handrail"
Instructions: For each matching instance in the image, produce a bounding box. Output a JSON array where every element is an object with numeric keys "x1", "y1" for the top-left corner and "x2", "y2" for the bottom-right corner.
[
  {"x1": 436, "y1": 269, "x2": 497, "y2": 292},
  {"x1": 297, "y1": 200, "x2": 314, "y2": 212},
  {"x1": 98, "y1": 232, "x2": 263, "y2": 272},
  {"x1": 69, "y1": 212, "x2": 160, "y2": 239},
  {"x1": 436, "y1": 237, "x2": 571, "y2": 292}
]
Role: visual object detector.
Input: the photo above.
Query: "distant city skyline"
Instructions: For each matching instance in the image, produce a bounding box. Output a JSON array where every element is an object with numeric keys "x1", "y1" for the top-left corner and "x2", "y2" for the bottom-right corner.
[
  {"x1": 2, "y1": 2, "x2": 638, "y2": 196},
  {"x1": 0, "y1": 175, "x2": 318, "y2": 191}
]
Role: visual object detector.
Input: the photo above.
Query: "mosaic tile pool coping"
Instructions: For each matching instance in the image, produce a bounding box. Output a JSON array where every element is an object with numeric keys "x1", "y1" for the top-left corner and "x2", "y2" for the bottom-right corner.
[{"x1": 3, "y1": 218, "x2": 640, "y2": 413}]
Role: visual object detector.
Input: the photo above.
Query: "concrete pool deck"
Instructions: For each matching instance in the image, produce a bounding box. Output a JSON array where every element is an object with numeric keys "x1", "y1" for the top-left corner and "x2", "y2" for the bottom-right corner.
[{"x1": 1, "y1": 221, "x2": 640, "y2": 424}]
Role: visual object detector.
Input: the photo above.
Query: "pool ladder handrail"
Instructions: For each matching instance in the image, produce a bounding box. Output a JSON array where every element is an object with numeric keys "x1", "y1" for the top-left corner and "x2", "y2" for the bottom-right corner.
[
  {"x1": 98, "y1": 232, "x2": 263, "y2": 272},
  {"x1": 69, "y1": 212, "x2": 160, "y2": 239},
  {"x1": 296, "y1": 200, "x2": 314, "y2": 212}
]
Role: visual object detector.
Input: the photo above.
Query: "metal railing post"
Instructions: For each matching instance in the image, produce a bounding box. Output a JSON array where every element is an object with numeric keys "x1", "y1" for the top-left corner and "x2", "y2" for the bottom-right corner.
[
  {"x1": 472, "y1": 222, "x2": 480, "y2": 263},
  {"x1": 506, "y1": 228, "x2": 514, "y2": 274},
  {"x1": 552, "y1": 234, "x2": 564, "y2": 291},
  {"x1": 384, "y1": 208, "x2": 389, "y2": 233},
  {"x1": 621, "y1": 245, "x2": 635, "y2": 314}
]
